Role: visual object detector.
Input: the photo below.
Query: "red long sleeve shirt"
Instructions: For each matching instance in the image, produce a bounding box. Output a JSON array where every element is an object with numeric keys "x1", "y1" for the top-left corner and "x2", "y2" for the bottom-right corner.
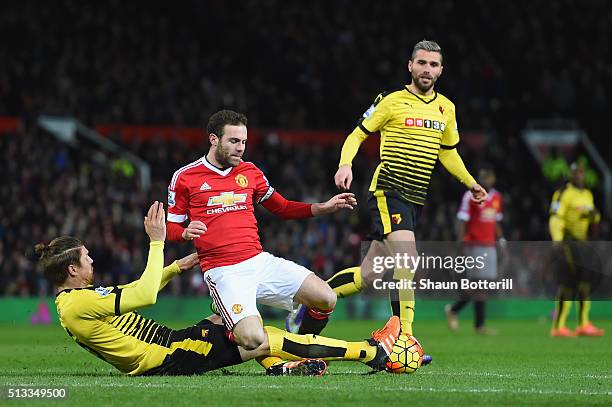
[{"x1": 167, "y1": 158, "x2": 312, "y2": 271}]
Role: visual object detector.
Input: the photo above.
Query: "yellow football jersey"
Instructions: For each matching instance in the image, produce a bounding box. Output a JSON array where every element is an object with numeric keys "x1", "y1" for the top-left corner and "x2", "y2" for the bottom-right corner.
[
  {"x1": 549, "y1": 183, "x2": 600, "y2": 241},
  {"x1": 343, "y1": 87, "x2": 461, "y2": 205},
  {"x1": 55, "y1": 261, "x2": 212, "y2": 376}
]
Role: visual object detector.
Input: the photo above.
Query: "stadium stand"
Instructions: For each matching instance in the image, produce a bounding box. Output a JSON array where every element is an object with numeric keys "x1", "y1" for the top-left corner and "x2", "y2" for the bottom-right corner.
[{"x1": 0, "y1": 0, "x2": 609, "y2": 296}]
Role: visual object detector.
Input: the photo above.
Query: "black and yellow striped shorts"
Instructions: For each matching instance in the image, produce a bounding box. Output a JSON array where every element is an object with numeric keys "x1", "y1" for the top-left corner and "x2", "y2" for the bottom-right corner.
[{"x1": 367, "y1": 189, "x2": 421, "y2": 240}]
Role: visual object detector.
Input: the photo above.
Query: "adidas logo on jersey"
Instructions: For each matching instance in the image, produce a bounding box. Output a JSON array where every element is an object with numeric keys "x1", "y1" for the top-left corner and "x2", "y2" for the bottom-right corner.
[{"x1": 200, "y1": 182, "x2": 212, "y2": 191}]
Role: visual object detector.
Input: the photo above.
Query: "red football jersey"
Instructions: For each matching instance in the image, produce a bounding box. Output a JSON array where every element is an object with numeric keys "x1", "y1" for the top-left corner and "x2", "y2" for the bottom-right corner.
[
  {"x1": 167, "y1": 158, "x2": 275, "y2": 271},
  {"x1": 456, "y1": 189, "x2": 503, "y2": 245}
]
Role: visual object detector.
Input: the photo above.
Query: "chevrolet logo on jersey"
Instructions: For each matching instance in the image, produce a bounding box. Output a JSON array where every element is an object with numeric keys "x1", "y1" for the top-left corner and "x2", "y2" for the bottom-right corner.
[{"x1": 207, "y1": 192, "x2": 248, "y2": 207}]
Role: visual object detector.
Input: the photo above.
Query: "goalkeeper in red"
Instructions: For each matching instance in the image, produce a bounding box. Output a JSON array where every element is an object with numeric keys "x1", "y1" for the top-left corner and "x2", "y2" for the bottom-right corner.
[{"x1": 288, "y1": 40, "x2": 488, "y2": 352}]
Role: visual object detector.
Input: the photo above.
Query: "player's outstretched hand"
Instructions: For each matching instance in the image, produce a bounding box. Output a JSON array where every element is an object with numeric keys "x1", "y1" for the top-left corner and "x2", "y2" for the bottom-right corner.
[
  {"x1": 182, "y1": 220, "x2": 207, "y2": 241},
  {"x1": 176, "y1": 252, "x2": 199, "y2": 272},
  {"x1": 469, "y1": 183, "x2": 488, "y2": 204},
  {"x1": 144, "y1": 201, "x2": 166, "y2": 242},
  {"x1": 313, "y1": 192, "x2": 357, "y2": 216},
  {"x1": 334, "y1": 165, "x2": 353, "y2": 191}
]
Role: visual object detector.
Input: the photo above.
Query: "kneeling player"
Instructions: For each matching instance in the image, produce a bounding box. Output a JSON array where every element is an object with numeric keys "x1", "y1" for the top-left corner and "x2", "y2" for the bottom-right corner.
[{"x1": 37, "y1": 201, "x2": 398, "y2": 376}]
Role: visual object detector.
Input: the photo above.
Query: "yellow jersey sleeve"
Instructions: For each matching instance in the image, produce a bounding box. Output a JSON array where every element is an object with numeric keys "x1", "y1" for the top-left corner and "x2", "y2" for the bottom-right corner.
[
  {"x1": 440, "y1": 103, "x2": 460, "y2": 148},
  {"x1": 339, "y1": 93, "x2": 392, "y2": 166},
  {"x1": 438, "y1": 148, "x2": 476, "y2": 188},
  {"x1": 119, "y1": 261, "x2": 181, "y2": 292},
  {"x1": 339, "y1": 127, "x2": 369, "y2": 167},
  {"x1": 117, "y1": 241, "x2": 165, "y2": 314},
  {"x1": 549, "y1": 189, "x2": 567, "y2": 241},
  {"x1": 360, "y1": 93, "x2": 391, "y2": 134},
  {"x1": 339, "y1": 93, "x2": 391, "y2": 166},
  {"x1": 587, "y1": 191, "x2": 601, "y2": 224},
  {"x1": 437, "y1": 101, "x2": 475, "y2": 188},
  {"x1": 62, "y1": 242, "x2": 168, "y2": 320}
]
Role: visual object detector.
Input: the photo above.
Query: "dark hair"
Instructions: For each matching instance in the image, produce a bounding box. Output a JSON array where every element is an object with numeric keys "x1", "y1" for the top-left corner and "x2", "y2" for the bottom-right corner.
[
  {"x1": 206, "y1": 109, "x2": 248, "y2": 139},
  {"x1": 35, "y1": 236, "x2": 83, "y2": 286}
]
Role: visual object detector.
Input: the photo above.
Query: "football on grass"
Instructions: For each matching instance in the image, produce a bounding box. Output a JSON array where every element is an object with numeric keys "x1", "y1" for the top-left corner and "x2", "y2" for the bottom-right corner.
[{"x1": 385, "y1": 334, "x2": 424, "y2": 374}]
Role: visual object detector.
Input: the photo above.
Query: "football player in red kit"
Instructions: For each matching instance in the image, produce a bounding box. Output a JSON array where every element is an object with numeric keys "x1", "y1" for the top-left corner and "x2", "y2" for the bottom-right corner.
[
  {"x1": 446, "y1": 166, "x2": 504, "y2": 334},
  {"x1": 166, "y1": 110, "x2": 396, "y2": 364}
]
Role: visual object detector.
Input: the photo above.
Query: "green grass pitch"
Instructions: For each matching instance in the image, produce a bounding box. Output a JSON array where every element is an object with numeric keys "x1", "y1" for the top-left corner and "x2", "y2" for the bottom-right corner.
[{"x1": 1, "y1": 319, "x2": 611, "y2": 406}]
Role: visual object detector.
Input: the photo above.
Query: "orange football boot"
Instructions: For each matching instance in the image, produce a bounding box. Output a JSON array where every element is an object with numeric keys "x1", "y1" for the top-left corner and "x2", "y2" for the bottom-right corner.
[
  {"x1": 550, "y1": 327, "x2": 576, "y2": 337},
  {"x1": 371, "y1": 316, "x2": 401, "y2": 355},
  {"x1": 575, "y1": 323, "x2": 605, "y2": 337}
]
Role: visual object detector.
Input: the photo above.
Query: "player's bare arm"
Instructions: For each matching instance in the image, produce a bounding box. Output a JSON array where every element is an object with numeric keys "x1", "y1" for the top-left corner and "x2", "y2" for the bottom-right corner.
[{"x1": 311, "y1": 192, "x2": 357, "y2": 216}]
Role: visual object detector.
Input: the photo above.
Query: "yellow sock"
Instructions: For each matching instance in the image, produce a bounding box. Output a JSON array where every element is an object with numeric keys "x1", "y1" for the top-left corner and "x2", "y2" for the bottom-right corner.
[
  {"x1": 578, "y1": 300, "x2": 591, "y2": 327},
  {"x1": 346, "y1": 341, "x2": 377, "y2": 363},
  {"x1": 554, "y1": 300, "x2": 572, "y2": 329},
  {"x1": 264, "y1": 326, "x2": 376, "y2": 363},
  {"x1": 256, "y1": 356, "x2": 284, "y2": 369},
  {"x1": 399, "y1": 300, "x2": 415, "y2": 335},
  {"x1": 391, "y1": 267, "x2": 415, "y2": 334},
  {"x1": 578, "y1": 282, "x2": 591, "y2": 327},
  {"x1": 327, "y1": 267, "x2": 362, "y2": 298}
]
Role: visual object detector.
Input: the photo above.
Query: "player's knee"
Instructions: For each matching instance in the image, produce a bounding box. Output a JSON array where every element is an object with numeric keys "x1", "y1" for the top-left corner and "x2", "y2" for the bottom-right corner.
[
  {"x1": 317, "y1": 288, "x2": 337, "y2": 311},
  {"x1": 234, "y1": 329, "x2": 265, "y2": 351},
  {"x1": 361, "y1": 267, "x2": 378, "y2": 286},
  {"x1": 327, "y1": 290, "x2": 337, "y2": 310}
]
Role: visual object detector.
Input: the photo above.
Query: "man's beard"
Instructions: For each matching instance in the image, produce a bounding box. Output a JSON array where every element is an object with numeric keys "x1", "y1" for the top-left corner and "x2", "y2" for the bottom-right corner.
[
  {"x1": 412, "y1": 73, "x2": 436, "y2": 93},
  {"x1": 215, "y1": 147, "x2": 238, "y2": 168},
  {"x1": 86, "y1": 267, "x2": 94, "y2": 285}
]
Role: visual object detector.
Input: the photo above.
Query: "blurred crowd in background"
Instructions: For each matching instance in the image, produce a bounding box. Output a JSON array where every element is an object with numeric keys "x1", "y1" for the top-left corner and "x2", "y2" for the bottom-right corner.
[
  {"x1": 1, "y1": 1, "x2": 610, "y2": 147},
  {"x1": 1, "y1": 0, "x2": 610, "y2": 296},
  {"x1": 3, "y1": 125, "x2": 609, "y2": 297}
]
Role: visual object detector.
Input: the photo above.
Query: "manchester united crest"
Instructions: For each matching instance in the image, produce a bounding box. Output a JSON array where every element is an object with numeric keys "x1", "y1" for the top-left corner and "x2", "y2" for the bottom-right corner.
[
  {"x1": 232, "y1": 304, "x2": 243, "y2": 314},
  {"x1": 235, "y1": 174, "x2": 248, "y2": 188}
]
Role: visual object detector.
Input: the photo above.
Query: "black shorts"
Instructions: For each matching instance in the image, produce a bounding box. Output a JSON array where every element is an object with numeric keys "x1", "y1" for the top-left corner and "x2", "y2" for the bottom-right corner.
[
  {"x1": 553, "y1": 241, "x2": 602, "y2": 292},
  {"x1": 367, "y1": 190, "x2": 421, "y2": 241},
  {"x1": 141, "y1": 319, "x2": 242, "y2": 376}
]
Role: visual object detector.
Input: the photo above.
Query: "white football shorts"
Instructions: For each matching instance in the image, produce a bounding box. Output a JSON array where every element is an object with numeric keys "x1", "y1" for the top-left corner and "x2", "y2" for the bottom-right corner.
[{"x1": 204, "y1": 251, "x2": 312, "y2": 330}]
